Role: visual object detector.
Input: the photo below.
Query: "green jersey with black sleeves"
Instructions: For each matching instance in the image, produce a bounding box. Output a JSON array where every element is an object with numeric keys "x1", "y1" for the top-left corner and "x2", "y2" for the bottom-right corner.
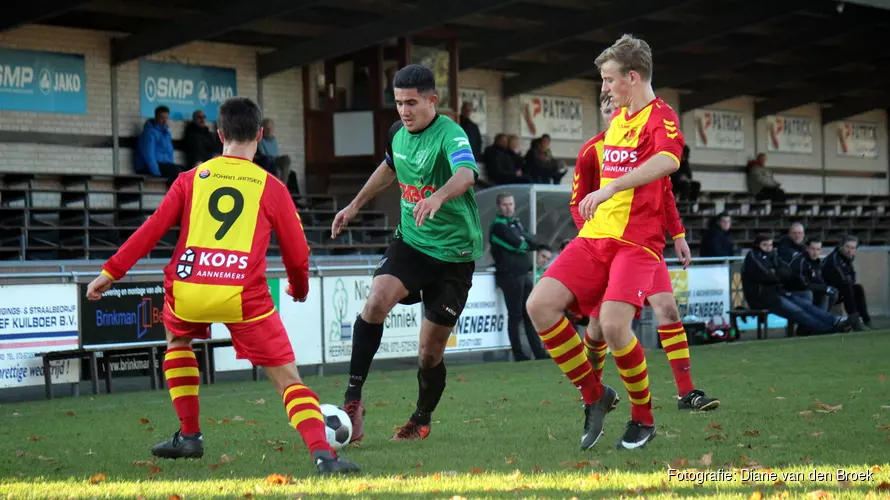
[{"x1": 384, "y1": 115, "x2": 483, "y2": 263}]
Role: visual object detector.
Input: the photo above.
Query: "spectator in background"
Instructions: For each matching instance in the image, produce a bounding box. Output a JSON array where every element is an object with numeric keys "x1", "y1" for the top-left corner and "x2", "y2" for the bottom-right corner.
[
  {"x1": 776, "y1": 222, "x2": 806, "y2": 266},
  {"x1": 183, "y1": 110, "x2": 221, "y2": 169},
  {"x1": 135, "y1": 105, "x2": 185, "y2": 187},
  {"x1": 382, "y1": 67, "x2": 396, "y2": 108},
  {"x1": 822, "y1": 235, "x2": 871, "y2": 331},
  {"x1": 459, "y1": 101, "x2": 483, "y2": 163},
  {"x1": 526, "y1": 135, "x2": 567, "y2": 184},
  {"x1": 700, "y1": 212, "x2": 735, "y2": 257},
  {"x1": 489, "y1": 193, "x2": 548, "y2": 362},
  {"x1": 484, "y1": 134, "x2": 525, "y2": 185},
  {"x1": 747, "y1": 153, "x2": 786, "y2": 203},
  {"x1": 787, "y1": 237, "x2": 838, "y2": 311},
  {"x1": 256, "y1": 119, "x2": 294, "y2": 189},
  {"x1": 534, "y1": 244, "x2": 553, "y2": 283},
  {"x1": 672, "y1": 145, "x2": 700, "y2": 202},
  {"x1": 507, "y1": 135, "x2": 526, "y2": 179},
  {"x1": 741, "y1": 234, "x2": 849, "y2": 335}
]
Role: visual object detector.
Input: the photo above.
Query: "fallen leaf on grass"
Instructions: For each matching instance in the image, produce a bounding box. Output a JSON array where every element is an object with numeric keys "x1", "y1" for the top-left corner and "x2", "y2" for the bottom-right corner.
[
  {"x1": 272, "y1": 446, "x2": 284, "y2": 452},
  {"x1": 88, "y1": 473, "x2": 106, "y2": 484},
  {"x1": 699, "y1": 452, "x2": 713, "y2": 467},
  {"x1": 776, "y1": 397, "x2": 786, "y2": 400},
  {"x1": 14, "y1": 450, "x2": 24, "y2": 457},
  {"x1": 744, "y1": 430, "x2": 761, "y2": 437},
  {"x1": 706, "y1": 434, "x2": 726, "y2": 441},
  {"x1": 140, "y1": 418, "x2": 150, "y2": 425},
  {"x1": 232, "y1": 416, "x2": 245, "y2": 422},
  {"x1": 207, "y1": 418, "x2": 218, "y2": 424},
  {"x1": 871, "y1": 465, "x2": 882, "y2": 473},
  {"x1": 838, "y1": 479, "x2": 852, "y2": 489},
  {"x1": 456, "y1": 376, "x2": 469, "y2": 382},
  {"x1": 769, "y1": 387, "x2": 775, "y2": 392},
  {"x1": 879, "y1": 374, "x2": 885, "y2": 382},
  {"x1": 561, "y1": 460, "x2": 594, "y2": 469},
  {"x1": 709, "y1": 420, "x2": 723, "y2": 430},
  {"x1": 749, "y1": 492, "x2": 763, "y2": 500},
  {"x1": 222, "y1": 418, "x2": 232, "y2": 424},
  {"x1": 881, "y1": 406, "x2": 890, "y2": 410},
  {"x1": 807, "y1": 491, "x2": 832, "y2": 499},
  {"x1": 27, "y1": 436, "x2": 40, "y2": 442},
  {"x1": 65, "y1": 411, "x2": 76, "y2": 417},
  {"x1": 220, "y1": 454, "x2": 233, "y2": 463},
  {"x1": 540, "y1": 400, "x2": 551, "y2": 406},
  {"x1": 415, "y1": 460, "x2": 424, "y2": 468},
  {"x1": 671, "y1": 458, "x2": 688, "y2": 468},
  {"x1": 504, "y1": 456, "x2": 515, "y2": 464},
  {"x1": 799, "y1": 410, "x2": 814, "y2": 416},
  {"x1": 148, "y1": 466, "x2": 162, "y2": 476},
  {"x1": 245, "y1": 421, "x2": 260, "y2": 426},
  {"x1": 811, "y1": 432, "x2": 824, "y2": 438},
  {"x1": 356, "y1": 483, "x2": 376, "y2": 492},
  {"x1": 801, "y1": 456, "x2": 811, "y2": 462},
  {"x1": 878, "y1": 424, "x2": 890, "y2": 430},
  {"x1": 250, "y1": 399, "x2": 265, "y2": 405},
  {"x1": 653, "y1": 405, "x2": 664, "y2": 410},
  {"x1": 168, "y1": 496, "x2": 182, "y2": 500},
  {"x1": 373, "y1": 401, "x2": 390, "y2": 407},
  {"x1": 531, "y1": 465, "x2": 543, "y2": 473},
  {"x1": 266, "y1": 473, "x2": 291, "y2": 485},
  {"x1": 547, "y1": 427, "x2": 559, "y2": 441},
  {"x1": 35, "y1": 455, "x2": 53, "y2": 461},
  {"x1": 469, "y1": 467, "x2": 486, "y2": 474},
  {"x1": 243, "y1": 493, "x2": 253, "y2": 499},
  {"x1": 877, "y1": 482, "x2": 890, "y2": 492},
  {"x1": 814, "y1": 401, "x2": 843, "y2": 412},
  {"x1": 774, "y1": 480, "x2": 786, "y2": 488},
  {"x1": 207, "y1": 463, "x2": 221, "y2": 471},
  {"x1": 133, "y1": 460, "x2": 154, "y2": 467},
  {"x1": 463, "y1": 418, "x2": 482, "y2": 424},
  {"x1": 145, "y1": 427, "x2": 154, "y2": 432}
]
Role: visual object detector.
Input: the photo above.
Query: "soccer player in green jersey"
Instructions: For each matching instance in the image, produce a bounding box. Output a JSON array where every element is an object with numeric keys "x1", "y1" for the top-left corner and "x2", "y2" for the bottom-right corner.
[{"x1": 331, "y1": 64, "x2": 483, "y2": 442}]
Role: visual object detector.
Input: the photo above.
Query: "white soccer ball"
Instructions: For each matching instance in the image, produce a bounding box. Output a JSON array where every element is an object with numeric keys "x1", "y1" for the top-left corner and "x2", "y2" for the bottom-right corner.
[{"x1": 320, "y1": 403, "x2": 352, "y2": 450}]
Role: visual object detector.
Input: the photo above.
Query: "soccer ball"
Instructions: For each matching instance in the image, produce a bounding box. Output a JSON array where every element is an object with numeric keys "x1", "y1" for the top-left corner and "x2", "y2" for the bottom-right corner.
[{"x1": 320, "y1": 403, "x2": 352, "y2": 450}]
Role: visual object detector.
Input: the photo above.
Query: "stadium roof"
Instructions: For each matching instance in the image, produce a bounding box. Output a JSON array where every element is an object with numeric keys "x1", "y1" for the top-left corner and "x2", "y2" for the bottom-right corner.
[{"x1": 10, "y1": 0, "x2": 890, "y2": 122}]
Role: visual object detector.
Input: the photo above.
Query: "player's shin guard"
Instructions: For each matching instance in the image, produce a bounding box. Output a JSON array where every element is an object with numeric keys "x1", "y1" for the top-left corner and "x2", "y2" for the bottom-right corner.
[
  {"x1": 658, "y1": 321, "x2": 694, "y2": 397},
  {"x1": 412, "y1": 360, "x2": 446, "y2": 425},
  {"x1": 583, "y1": 331, "x2": 608, "y2": 380},
  {"x1": 539, "y1": 317, "x2": 601, "y2": 404},
  {"x1": 612, "y1": 337, "x2": 653, "y2": 425},
  {"x1": 163, "y1": 346, "x2": 201, "y2": 435},
  {"x1": 283, "y1": 383, "x2": 334, "y2": 456},
  {"x1": 345, "y1": 315, "x2": 384, "y2": 403}
]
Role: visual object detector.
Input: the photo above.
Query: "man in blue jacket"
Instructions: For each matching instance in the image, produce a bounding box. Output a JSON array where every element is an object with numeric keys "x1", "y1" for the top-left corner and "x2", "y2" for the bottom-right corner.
[{"x1": 135, "y1": 106, "x2": 185, "y2": 186}]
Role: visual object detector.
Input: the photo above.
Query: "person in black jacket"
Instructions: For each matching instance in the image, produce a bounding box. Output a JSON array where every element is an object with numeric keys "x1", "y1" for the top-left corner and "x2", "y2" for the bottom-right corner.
[
  {"x1": 787, "y1": 238, "x2": 838, "y2": 311},
  {"x1": 741, "y1": 234, "x2": 849, "y2": 335},
  {"x1": 484, "y1": 135, "x2": 525, "y2": 185},
  {"x1": 671, "y1": 145, "x2": 701, "y2": 202},
  {"x1": 822, "y1": 235, "x2": 871, "y2": 330},
  {"x1": 489, "y1": 193, "x2": 548, "y2": 361},
  {"x1": 183, "y1": 110, "x2": 222, "y2": 168},
  {"x1": 459, "y1": 101, "x2": 483, "y2": 163},
  {"x1": 701, "y1": 212, "x2": 735, "y2": 257},
  {"x1": 776, "y1": 222, "x2": 806, "y2": 266}
]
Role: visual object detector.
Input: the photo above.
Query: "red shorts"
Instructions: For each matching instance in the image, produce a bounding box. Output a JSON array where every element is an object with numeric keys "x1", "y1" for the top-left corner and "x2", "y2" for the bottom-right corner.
[
  {"x1": 643, "y1": 260, "x2": 674, "y2": 306},
  {"x1": 164, "y1": 306, "x2": 296, "y2": 367},
  {"x1": 543, "y1": 237, "x2": 660, "y2": 319}
]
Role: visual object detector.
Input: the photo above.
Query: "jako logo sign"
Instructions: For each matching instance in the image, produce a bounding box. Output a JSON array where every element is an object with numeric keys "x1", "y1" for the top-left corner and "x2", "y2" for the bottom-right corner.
[{"x1": 94, "y1": 298, "x2": 161, "y2": 340}]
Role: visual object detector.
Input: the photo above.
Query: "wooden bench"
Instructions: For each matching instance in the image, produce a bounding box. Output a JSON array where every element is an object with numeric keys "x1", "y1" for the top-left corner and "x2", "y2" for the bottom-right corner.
[
  {"x1": 729, "y1": 308, "x2": 769, "y2": 340},
  {"x1": 35, "y1": 338, "x2": 260, "y2": 400}
]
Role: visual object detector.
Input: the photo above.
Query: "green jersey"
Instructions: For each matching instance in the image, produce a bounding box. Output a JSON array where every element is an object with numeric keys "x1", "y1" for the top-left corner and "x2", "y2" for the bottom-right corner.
[{"x1": 385, "y1": 115, "x2": 483, "y2": 263}]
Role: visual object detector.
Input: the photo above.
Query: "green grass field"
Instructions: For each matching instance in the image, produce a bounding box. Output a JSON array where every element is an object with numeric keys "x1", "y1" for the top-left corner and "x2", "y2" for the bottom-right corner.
[{"x1": 2, "y1": 332, "x2": 890, "y2": 499}]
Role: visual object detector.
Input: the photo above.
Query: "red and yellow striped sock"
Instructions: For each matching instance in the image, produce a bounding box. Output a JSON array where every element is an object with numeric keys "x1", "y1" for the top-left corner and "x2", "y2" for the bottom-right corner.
[
  {"x1": 583, "y1": 331, "x2": 609, "y2": 380},
  {"x1": 163, "y1": 346, "x2": 200, "y2": 435},
  {"x1": 539, "y1": 317, "x2": 601, "y2": 404},
  {"x1": 612, "y1": 337, "x2": 653, "y2": 425},
  {"x1": 283, "y1": 383, "x2": 334, "y2": 456},
  {"x1": 658, "y1": 321, "x2": 695, "y2": 397}
]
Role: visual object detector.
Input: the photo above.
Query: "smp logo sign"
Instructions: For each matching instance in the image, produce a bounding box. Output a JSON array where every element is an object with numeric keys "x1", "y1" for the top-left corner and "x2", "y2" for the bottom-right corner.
[
  {"x1": 0, "y1": 48, "x2": 87, "y2": 114},
  {"x1": 139, "y1": 60, "x2": 237, "y2": 121}
]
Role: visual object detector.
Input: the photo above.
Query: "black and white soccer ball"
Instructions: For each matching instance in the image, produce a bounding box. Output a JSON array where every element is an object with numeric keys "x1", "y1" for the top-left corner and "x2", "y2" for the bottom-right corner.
[{"x1": 320, "y1": 403, "x2": 352, "y2": 450}]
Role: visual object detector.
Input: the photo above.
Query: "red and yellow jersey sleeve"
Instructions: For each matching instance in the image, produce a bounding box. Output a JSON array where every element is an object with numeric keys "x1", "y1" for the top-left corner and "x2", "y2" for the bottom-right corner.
[
  {"x1": 661, "y1": 176, "x2": 686, "y2": 240},
  {"x1": 569, "y1": 132, "x2": 605, "y2": 230},
  {"x1": 264, "y1": 178, "x2": 311, "y2": 300},
  {"x1": 578, "y1": 98, "x2": 685, "y2": 258}
]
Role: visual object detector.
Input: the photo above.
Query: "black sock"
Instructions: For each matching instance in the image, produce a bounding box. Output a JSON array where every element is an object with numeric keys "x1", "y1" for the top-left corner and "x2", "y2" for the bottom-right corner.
[
  {"x1": 344, "y1": 315, "x2": 384, "y2": 404},
  {"x1": 412, "y1": 361, "x2": 447, "y2": 425}
]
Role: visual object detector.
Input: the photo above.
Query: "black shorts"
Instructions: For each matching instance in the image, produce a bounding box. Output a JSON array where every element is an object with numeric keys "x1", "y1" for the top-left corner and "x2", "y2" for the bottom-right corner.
[{"x1": 374, "y1": 237, "x2": 475, "y2": 327}]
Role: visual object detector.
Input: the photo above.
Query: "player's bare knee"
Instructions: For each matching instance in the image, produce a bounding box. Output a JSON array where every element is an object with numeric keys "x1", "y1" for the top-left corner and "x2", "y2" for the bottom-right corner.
[
  {"x1": 655, "y1": 303, "x2": 681, "y2": 324},
  {"x1": 599, "y1": 317, "x2": 628, "y2": 344},
  {"x1": 586, "y1": 319, "x2": 604, "y2": 341},
  {"x1": 418, "y1": 349, "x2": 443, "y2": 370}
]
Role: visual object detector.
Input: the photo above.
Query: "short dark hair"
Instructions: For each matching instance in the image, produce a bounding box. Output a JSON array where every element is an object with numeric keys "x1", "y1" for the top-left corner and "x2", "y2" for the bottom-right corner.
[
  {"x1": 538, "y1": 244, "x2": 553, "y2": 253},
  {"x1": 154, "y1": 106, "x2": 169, "y2": 117},
  {"x1": 392, "y1": 64, "x2": 436, "y2": 93},
  {"x1": 541, "y1": 134, "x2": 551, "y2": 140},
  {"x1": 559, "y1": 238, "x2": 572, "y2": 252},
  {"x1": 717, "y1": 211, "x2": 730, "y2": 219},
  {"x1": 495, "y1": 192, "x2": 513, "y2": 205},
  {"x1": 599, "y1": 92, "x2": 611, "y2": 106},
  {"x1": 805, "y1": 237, "x2": 821, "y2": 246},
  {"x1": 217, "y1": 97, "x2": 262, "y2": 143},
  {"x1": 843, "y1": 235, "x2": 859, "y2": 245},
  {"x1": 753, "y1": 233, "x2": 773, "y2": 248}
]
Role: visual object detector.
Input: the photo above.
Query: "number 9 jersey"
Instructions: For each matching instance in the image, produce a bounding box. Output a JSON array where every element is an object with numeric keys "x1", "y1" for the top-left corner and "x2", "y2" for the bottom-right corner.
[{"x1": 100, "y1": 156, "x2": 310, "y2": 324}]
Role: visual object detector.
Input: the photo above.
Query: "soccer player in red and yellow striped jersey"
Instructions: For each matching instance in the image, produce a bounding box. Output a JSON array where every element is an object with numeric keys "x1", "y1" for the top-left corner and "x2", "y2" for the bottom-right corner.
[
  {"x1": 575, "y1": 96, "x2": 720, "y2": 415},
  {"x1": 85, "y1": 97, "x2": 359, "y2": 475},
  {"x1": 528, "y1": 34, "x2": 683, "y2": 451}
]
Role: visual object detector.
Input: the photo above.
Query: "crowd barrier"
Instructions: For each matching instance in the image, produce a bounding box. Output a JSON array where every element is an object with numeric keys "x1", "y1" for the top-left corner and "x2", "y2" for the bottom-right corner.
[{"x1": 0, "y1": 259, "x2": 745, "y2": 393}]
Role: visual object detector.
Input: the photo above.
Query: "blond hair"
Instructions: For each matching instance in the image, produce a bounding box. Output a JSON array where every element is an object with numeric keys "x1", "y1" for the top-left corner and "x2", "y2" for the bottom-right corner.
[{"x1": 594, "y1": 34, "x2": 653, "y2": 82}]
